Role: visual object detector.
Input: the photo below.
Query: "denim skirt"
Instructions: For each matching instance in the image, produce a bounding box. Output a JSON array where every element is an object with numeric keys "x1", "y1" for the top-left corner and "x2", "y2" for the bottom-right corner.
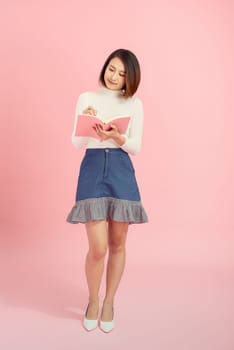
[{"x1": 66, "y1": 148, "x2": 148, "y2": 224}]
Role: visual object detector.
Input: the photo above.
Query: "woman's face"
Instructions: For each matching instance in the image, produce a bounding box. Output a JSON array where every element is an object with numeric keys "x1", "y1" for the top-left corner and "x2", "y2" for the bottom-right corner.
[{"x1": 104, "y1": 57, "x2": 126, "y2": 91}]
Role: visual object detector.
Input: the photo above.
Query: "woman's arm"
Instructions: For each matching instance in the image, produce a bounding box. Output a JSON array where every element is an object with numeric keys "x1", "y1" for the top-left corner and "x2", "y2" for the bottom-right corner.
[
  {"x1": 71, "y1": 93, "x2": 90, "y2": 149},
  {"x1": 120, "y1": 98, "x2": 144, "y2": 155}
]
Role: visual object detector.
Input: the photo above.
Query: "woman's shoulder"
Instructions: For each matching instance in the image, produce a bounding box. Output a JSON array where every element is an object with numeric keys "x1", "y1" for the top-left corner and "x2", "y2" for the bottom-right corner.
[
  {"x1": 77, "y1": 91, "x2": 92, "y2": 99},
  {"x1": 77, "y1": 90, "x2": 100, "y2": 101}
]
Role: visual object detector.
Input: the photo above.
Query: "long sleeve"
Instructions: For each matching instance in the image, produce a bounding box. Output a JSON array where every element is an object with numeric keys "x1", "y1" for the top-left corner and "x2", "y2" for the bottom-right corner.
[
  {"x1": 120, "y1": 98, "x2": 144, "y2": 155},
  {"x1": 71, "y1": 92, "x2": 90, "y2": 149}
]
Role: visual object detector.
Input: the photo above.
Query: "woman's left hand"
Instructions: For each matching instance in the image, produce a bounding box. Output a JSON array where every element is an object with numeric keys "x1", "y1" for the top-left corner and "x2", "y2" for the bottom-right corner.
[{"x1": 93, "y1": 123, "x2": 119, "y2": 141}]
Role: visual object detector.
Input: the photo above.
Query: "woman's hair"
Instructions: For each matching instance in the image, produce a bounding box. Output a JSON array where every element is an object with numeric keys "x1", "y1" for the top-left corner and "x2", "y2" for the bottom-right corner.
[{"x1": 99, "y1": 48, "x2": 141, "y2": 98}]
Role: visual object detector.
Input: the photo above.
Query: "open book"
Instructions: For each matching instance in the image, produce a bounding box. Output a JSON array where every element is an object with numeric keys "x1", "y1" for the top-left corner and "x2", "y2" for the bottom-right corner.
[{"x1": 75, "y1": 114, "x2": 131, "y2": 139}]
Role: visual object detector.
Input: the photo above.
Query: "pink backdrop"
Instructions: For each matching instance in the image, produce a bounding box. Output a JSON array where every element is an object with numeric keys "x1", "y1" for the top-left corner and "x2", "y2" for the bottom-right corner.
[{"x1": 0, "y1": 1, "x2": 233, "y2": 349}]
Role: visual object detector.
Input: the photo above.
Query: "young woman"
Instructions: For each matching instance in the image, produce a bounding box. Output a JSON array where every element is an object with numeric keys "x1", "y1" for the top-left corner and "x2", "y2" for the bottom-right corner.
[{"x1": 66, "y1": 48, "x2": 148, "y2": 333}]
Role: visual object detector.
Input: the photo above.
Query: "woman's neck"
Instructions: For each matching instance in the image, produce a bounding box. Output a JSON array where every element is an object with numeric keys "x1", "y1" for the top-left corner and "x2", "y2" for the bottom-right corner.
[{"x1": 99, "y1": 86, "x2": 124, "y2": 97}]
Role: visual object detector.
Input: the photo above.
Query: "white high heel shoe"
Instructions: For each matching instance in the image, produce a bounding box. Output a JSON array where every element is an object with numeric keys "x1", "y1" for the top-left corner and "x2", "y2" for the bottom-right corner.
[
  {"x1": 100, "y1": 307, "x2": 114, "y2": 333},
  {"x1": 83, "y1": 304, "x2": 98, "y2": 331}
]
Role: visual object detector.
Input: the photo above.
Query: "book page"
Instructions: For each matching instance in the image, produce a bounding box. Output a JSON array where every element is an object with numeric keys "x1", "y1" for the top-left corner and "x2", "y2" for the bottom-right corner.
[{"x1": 75, "y1": 114, "x2": 131, "y2": 137}]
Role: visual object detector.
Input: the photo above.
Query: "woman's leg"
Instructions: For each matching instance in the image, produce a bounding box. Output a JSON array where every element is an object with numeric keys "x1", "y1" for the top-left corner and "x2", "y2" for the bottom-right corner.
[
  {"x1": 101, "y1": 220, "x2": 128, "y2": 321},
  {"x1": 85, "y1": 220, "x2": 108, "y2": 319}
]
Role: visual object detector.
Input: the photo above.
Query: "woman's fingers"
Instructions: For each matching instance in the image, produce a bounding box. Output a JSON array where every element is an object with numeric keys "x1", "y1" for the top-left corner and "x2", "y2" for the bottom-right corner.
[
  {"x1": 94, "y1": 123, "x2": 103, "y2": 134},
  {"x1": 83, "y1": 106, "x2": 97, "y2": 115},
  {"x1": 93, "y1": 124, "x2": 105, "y2": 137},
  {"x1": 110, "y1": 124, "x2": 118, "y2": 131}
]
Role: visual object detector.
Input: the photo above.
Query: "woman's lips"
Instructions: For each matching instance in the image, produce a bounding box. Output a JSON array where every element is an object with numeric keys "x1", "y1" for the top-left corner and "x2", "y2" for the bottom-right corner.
[{"x1": 108, "y1": 80, "x2": 117, "y2": 85}]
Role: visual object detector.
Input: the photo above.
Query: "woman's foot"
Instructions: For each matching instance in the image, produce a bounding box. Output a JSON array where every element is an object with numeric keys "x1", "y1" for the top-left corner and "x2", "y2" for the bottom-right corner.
[
  {"x1": 86, "y1": 300, "x2": 99, "y2": 320},
  {"x1": 83, "y1": 301, "x2": 99, "y2": 331},
  {"x1": 100, "y1": 301, "x2": 115, "y2": 333}
]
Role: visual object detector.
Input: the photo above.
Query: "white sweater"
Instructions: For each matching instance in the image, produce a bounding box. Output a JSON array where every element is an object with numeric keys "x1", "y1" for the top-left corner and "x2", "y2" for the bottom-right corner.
[{"x1": 71, "y1": 86, "x2": 144, "y2": 155}]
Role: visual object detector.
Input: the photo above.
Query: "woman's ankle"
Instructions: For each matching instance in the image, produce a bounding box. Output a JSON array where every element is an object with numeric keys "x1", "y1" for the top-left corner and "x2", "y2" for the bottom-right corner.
[
  {"x1": 103, "y1": 298, "x2": 114, "y2": 306},
  {"x1": 88, "y1": 297, "x2": 99, "y2": 304}
]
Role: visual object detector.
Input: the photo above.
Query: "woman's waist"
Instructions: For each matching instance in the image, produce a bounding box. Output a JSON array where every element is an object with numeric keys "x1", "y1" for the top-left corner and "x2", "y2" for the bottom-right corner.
[
  {"x1": 85, "y1": 138, "x2": 123, "y2": 150},
  {"x1": 85, "y1": 147, "x2": 127, "y2": 155}
]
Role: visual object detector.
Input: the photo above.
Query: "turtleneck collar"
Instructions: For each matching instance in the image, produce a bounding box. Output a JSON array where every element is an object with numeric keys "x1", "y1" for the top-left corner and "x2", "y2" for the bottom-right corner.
[{"x1": 98, "y1": 86, "x2": 124, "y2": 98}]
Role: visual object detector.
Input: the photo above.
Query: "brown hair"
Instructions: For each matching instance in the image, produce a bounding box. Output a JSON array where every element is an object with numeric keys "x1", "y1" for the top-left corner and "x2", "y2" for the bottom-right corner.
[{"x1": 99, "y1": 49, "x2": 141, "y2": 98}]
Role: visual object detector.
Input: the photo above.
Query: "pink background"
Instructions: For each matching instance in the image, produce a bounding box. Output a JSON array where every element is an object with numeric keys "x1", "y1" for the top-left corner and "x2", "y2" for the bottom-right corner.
[{"x1": 0, "y1": 0, "x2": 233, "y2": 349}]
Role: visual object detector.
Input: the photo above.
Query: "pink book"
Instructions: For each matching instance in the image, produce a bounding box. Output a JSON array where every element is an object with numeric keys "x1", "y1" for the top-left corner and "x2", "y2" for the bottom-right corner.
[{"x1": 75, "y1": 114, "x2": 131, "y2": 139}]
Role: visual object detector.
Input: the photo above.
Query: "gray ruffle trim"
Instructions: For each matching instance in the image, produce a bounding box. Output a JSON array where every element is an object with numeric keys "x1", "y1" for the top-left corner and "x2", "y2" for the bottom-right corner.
[{"x1": 66, "y1": 197, "x2": 148, "y2": 224}]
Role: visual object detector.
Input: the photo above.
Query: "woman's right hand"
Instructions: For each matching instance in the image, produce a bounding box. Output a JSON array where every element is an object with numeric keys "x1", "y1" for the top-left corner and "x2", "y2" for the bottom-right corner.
[{"x1": 82, "y1": 106, "x2": 97, "y2": 116}]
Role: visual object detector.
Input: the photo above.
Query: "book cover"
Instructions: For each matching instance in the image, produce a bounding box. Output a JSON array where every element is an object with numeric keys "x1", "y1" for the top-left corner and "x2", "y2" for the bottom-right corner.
[{"x1": 75, "y1": 114, "x2": 131, "y2": 139}]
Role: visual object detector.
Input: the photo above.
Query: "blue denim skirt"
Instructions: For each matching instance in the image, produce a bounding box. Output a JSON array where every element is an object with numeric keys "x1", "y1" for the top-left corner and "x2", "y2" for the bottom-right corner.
[{"x1": 66, "y1": 148, "x2": 148, "y2": 224}]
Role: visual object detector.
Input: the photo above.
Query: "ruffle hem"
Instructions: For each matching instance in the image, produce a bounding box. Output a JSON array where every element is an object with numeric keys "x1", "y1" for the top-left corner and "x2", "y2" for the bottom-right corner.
[{"x1": 66, "y1": 197, "x2": 148, "y2": 224}]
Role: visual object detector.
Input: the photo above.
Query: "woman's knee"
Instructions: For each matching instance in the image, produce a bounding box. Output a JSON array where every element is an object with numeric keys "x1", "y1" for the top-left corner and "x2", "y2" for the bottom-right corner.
[
  {"x1": 108, "y1": 236, "x2": 126, "y2": 254},
  {"x1": 89, "y1": 245, "x2": 107, "y2": 260},
  {"x1": 109, "y1": 242, "x2": 125, "y2": 254},
  {"x1": 108, "y1": 221, "x2": 128, "y2": 253},
  {"x1": 85, "y1": 220, "x2": 108, "y2": 260}
]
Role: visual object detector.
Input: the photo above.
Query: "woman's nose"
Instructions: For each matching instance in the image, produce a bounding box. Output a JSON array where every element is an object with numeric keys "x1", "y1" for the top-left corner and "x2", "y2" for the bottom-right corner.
[{"x1": 111, "y1": 72, "x2": 118, "y2": 80}]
